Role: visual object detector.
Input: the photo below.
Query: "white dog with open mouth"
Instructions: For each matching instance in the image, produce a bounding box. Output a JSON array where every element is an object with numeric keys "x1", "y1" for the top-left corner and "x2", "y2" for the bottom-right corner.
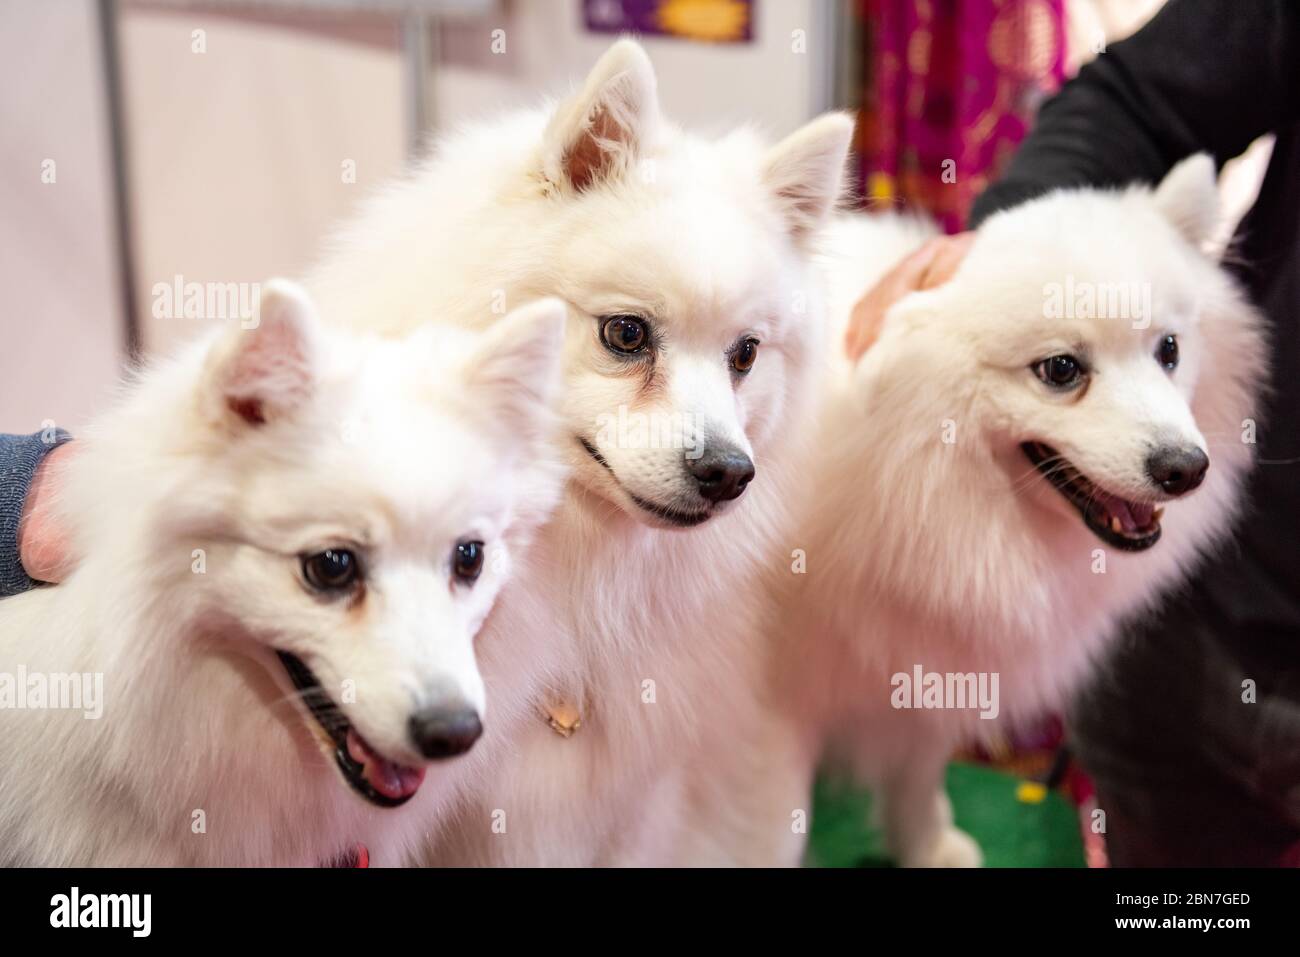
[
  {"x1": 0, "y1": 283, "x2": 566, "y2": 865},
  {"x1": 307, "y1": 40, "x2": 852, "y2": 864},
  {"x1": 717, "y1": 155, "x2": 1266, "y2": 866}
]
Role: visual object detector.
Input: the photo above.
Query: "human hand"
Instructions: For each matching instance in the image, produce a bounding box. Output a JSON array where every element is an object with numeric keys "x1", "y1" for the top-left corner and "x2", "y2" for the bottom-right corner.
[
  {"x1": 844, "y1": 232, "x2": 975, "y2": 361},
  {"x1": 18, "y1": 442, "x2": 74, "y2": 583}
]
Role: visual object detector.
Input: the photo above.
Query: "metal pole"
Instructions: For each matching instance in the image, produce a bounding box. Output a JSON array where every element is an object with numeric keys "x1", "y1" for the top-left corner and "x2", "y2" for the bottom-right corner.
[
  {"x1": 97, "y1": 0, "x2": 141, "y2": 359},
  {"x1": 401, "y1": 8, "x2": 435, "y2": 160}
]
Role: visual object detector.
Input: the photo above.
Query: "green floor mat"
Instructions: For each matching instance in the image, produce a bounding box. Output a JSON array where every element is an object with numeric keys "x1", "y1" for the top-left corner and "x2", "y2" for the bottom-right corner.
[{"x1": 805, "y1": 761, "x2": 1086, "y2": 867}]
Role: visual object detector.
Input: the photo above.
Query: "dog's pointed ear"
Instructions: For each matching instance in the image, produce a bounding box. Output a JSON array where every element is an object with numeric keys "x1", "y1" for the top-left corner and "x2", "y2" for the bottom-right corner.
[
  {"x1": 201, "y1": 279, "x2": 321, "y2": 427},
  {"x1": 541, "y1": 40, "x2": 659, "y2": 194},
  {"x1": 762, "y1": 112, "x2": 855, "y2": 241},
  {"x1": 1153, "y1": 153, "x2": 1219, "y2": 247},
  {"x1": 462, "y1": 298, "x2": 567, "y2": 444}
]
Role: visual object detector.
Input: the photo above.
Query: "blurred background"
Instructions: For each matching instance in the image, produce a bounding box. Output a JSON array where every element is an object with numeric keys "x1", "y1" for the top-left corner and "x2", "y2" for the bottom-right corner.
[
  {"x1": 3, "y1": 0, "x2": 1193, "y2": 434},
  {"x1": 0, "y1": 0, "x2": 1272, "y2": 866}
]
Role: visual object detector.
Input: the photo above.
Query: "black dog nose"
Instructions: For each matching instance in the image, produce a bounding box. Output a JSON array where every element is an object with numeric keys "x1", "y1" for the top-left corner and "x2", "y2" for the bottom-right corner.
[
  {"x1": 408, "y1": 706, "x2": 482, "y2": 759},
  {"x1": 688, "y1": 445, "x2": 755, "y2": 503},
  {"x1": 1146, "y1": 445, "x2": 1209, "y2": 496}
]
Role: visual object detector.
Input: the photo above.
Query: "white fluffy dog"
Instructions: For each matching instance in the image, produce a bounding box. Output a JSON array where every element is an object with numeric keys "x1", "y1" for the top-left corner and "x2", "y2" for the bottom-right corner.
[
  {"x1": 307, "y1": 40, "x2": 853, "y2": 864},
  {"x1": 0, "y1": 283, "x2": 567, "y2": 865},
  {"x1": 731, "y1": 155, "x2": 1266, "y2": 867}
]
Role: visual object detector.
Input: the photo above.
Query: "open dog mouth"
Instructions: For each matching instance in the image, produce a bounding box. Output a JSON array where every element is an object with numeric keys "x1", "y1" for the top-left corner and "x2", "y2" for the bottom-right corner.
[
  {"x1": 578, "y1": 437, "x2": 712, "y2": 528},
  {"x1": 277, "y1": 651, "x2": 425, "y2": 808},
  {"x1": 1021, "y1": 441, "x2": 1164, "y2": 552}
]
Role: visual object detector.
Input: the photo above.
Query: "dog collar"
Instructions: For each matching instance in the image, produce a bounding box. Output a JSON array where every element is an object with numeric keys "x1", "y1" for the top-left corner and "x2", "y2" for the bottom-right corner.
[{"x1": 325, "y1": 842, "x2": 369, "y2": 868}]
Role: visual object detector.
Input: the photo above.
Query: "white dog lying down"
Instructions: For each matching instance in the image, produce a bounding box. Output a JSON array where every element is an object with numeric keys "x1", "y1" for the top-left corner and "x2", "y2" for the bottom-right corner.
[
  {"x1": 704, "y1": 154, "x2": 1266, "y2": 866},
  {"x1": 306, "y1": 40, "x2": 852, "y2": 864},
  {"x1": 0, "y1": 283, "x2": 567, "y2": 865}
]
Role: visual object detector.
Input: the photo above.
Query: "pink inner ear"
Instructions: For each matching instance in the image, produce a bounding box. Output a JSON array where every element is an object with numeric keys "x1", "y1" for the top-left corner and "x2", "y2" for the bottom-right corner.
[
  {"x1": 776, "y1": 184, "x2": 814, "y2": 214},
  {"x1": 565, "y1": 106, "x2": 626, "y2": 193},
  {"x1": 226, "y1": 395, "x2": 266, "y2": 425},
  {"x1": 772, "y1": 179, "x2": 832, "y2": 238},
  {"x1": 220, "y1": 309, "x2": 312, "y2": 424}
]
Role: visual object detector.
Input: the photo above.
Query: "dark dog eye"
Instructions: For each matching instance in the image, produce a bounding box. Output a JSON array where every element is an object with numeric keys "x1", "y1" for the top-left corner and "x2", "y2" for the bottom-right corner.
[
  {"x1": 453, "y1": 541, "x2": 485, "y2": 585},
  {"x1": 1033, "y1": 354, "x2": 1084, "y2": 389},
  {"x1": 731, "y1": 337, "x2": 760, "y2": 374},
  {"x1": 302, "y1": 549, "x2": 359, "y2": 591},
  {"x1": 1157, "y1": 334, "x2": 1179, "y2": 371},
  {"x1": 601, "y1": 315, "x2": 649, "y2": 355}
]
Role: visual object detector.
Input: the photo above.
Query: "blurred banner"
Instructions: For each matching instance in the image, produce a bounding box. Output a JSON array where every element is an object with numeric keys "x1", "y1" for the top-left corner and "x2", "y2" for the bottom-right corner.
[
  {"x1": 857, "y1": 0, "x2": 1066, "y2": 232},
  {"x1": 584, "y1": 0, "x2": 755, "y2": 44}
]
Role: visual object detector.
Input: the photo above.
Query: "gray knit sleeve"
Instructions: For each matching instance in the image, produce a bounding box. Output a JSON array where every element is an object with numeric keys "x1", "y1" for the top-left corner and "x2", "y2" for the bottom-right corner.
[{"x1": 1, "y1": 429, "x2": 72, "y2": 597}]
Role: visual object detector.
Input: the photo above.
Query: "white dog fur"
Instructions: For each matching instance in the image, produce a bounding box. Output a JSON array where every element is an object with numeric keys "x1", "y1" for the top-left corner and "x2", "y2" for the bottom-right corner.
[
  {"x1": 305, "y1": 40, "x2": 853, "y2": 864},
  {"x1": 0, "y1": 283, "x2": 568, "y2": 865},
  {"x1": 712, "y1": 154, "x2": 1267, "y2": 866},
  {"x1": 8, "y1": 43, "x2": 1243, "y2": 871}
]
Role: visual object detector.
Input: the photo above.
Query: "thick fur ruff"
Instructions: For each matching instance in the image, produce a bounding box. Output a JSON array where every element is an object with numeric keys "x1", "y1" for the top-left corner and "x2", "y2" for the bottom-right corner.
[
  {"x1": 0, "y1": 286, "x2": 568, "y2": 865},
  {"x1": 303, "y1": 41, "x2": 853, "y2": 865},
  {"x1": 713, "y1": 156, "x2": 1267, "y2": 867}
]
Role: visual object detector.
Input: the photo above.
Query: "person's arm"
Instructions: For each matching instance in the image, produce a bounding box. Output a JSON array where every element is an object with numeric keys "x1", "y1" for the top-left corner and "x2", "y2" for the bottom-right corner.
[
  {"x1": 970, "y1": 0, "x2": 1300, "y2": 225},
  {"x1": 1, "y1": 430, "x2": 72, "y2": 597}
]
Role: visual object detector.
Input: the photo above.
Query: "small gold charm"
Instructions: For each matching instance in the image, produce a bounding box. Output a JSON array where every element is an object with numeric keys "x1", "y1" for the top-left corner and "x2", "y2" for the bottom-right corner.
[{"x1": 544, "y1": 698, "x2": 582, "y2": 738}]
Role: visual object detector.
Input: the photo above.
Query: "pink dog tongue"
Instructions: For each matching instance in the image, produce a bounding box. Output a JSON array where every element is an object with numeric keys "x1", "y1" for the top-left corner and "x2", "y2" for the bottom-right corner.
[
  {"x1": 1092, "y1": 491, "x2": 1155, "y2": 533},
  {"x1": 346, "y1": 728, "x2": 426, "y2": 800},
  {"x1": 1129, "y1": 500, "x2": 1155, "y2": 528}
]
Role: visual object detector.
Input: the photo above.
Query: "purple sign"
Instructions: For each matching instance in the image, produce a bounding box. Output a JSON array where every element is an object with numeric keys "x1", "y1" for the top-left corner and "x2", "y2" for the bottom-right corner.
[{"x1": 584, "y1": 0, "x2": 755, "y2": 44}]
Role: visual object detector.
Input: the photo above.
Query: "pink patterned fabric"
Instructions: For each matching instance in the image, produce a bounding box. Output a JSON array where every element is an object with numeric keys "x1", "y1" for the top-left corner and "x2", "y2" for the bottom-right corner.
[{"x1": 858, "y1": 0, "x2": 1067, "y2": 232}]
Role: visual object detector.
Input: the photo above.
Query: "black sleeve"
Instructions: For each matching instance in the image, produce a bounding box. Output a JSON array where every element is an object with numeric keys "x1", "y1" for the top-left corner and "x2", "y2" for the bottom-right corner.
[{"x1": 969, "y1": 0, "x2": 1300, "y2": 227}]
